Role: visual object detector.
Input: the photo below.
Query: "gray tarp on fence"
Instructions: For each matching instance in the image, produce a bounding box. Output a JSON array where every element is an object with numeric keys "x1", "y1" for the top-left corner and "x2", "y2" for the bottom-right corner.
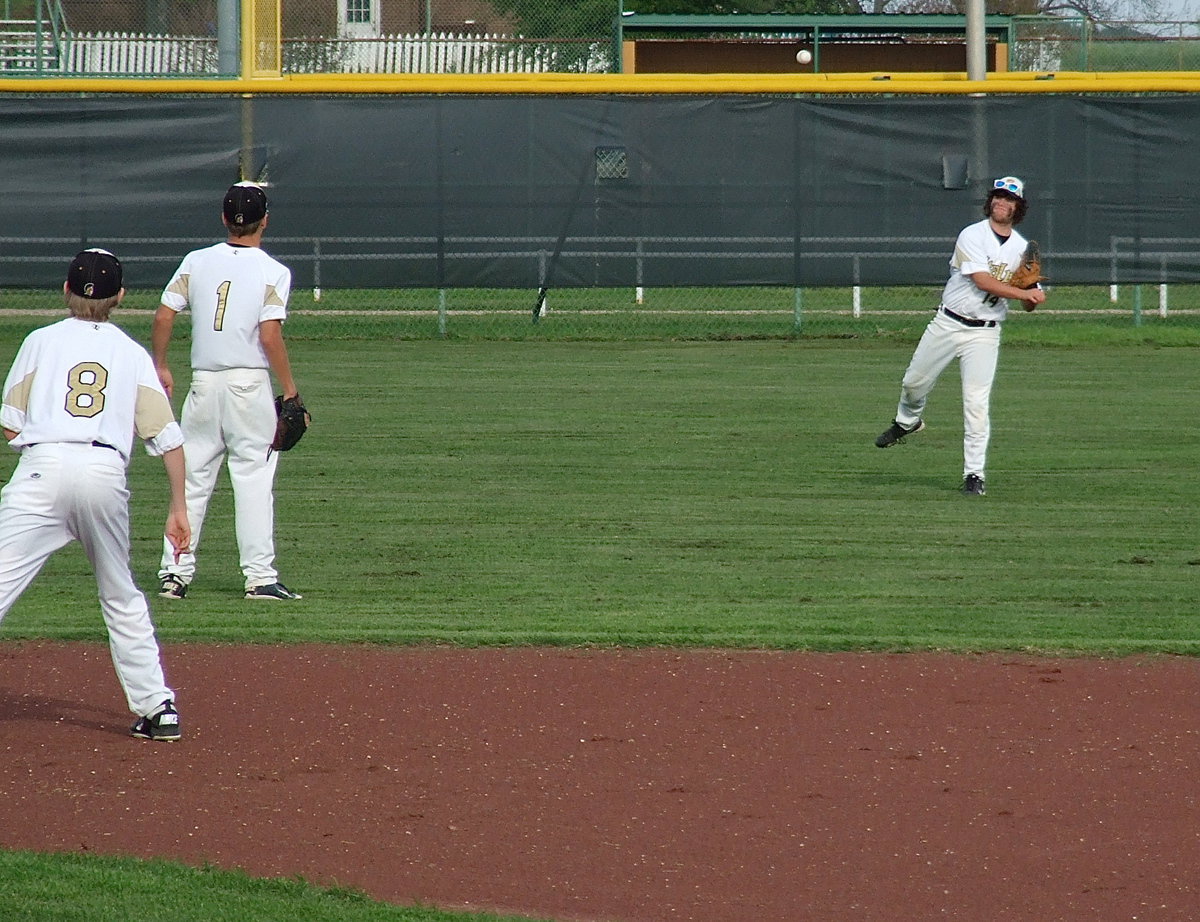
[{"x1": 2, "y1": 93, "x2": 1198, "y2": 290}]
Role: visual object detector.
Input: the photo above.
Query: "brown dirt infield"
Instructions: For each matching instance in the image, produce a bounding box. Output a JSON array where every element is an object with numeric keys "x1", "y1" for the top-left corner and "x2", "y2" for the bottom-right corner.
[{"x1": 1, "y1": 642, "x2": 1198, "y2": 922}]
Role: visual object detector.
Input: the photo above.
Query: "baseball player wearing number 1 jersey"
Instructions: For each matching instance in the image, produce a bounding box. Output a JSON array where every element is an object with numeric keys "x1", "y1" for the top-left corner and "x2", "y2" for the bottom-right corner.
[
  {"x1": 0, "y1": 249, "x2": 190, "y2": 741},
  {"x1": 874, "y1": 176, "x2": 1047, "y2": 495},
  {"x1": 153, "y1": 182, "x2": 303, "y2": 601}
]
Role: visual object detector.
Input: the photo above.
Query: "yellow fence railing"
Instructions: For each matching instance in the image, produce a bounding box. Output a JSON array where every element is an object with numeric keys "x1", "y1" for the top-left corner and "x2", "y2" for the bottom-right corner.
[{"x1": 2, "y1": 70, "x2": 1200, "y2": 95}]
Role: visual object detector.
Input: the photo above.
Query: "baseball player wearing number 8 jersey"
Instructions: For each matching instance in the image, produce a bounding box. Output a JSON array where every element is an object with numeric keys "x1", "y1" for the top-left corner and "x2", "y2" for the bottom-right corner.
[
  {"x1": 153, "y1": 182, "x2": 303, "y2": 601},
  {"x1": 874, "y1": 176, "x2": 1047, "y2": 495},
  {"x1": 0, "y1": 249, "x2": 190, "y2": 741}
]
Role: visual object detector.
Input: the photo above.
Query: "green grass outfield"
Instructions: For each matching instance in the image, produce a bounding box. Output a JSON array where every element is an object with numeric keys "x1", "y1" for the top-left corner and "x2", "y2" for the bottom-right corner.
[
  {"x1": 0, "y1": 301, "x2": 1197, "y2": 920},
  {"x1": 0, "y1": 307, "x2": 1195, "y2": 652}
]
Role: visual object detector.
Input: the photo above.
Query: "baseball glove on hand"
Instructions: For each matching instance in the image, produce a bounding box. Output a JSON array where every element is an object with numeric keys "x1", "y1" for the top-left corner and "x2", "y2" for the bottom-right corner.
[
  {"x1": 272, "y1": 394, "x2": 310, "y2": 452},
  {"x1": 1011, "y1": 240, "x2": 1046, "y2": 290}
]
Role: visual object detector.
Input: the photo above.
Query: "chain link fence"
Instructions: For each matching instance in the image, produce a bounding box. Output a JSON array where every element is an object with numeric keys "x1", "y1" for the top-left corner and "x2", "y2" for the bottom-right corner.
[
  {"x1": 1011, "y1": 15, "x2": 1200, "y2": 72},
  {"x1": 276, "y1": 282, "x2": 1200, "y2": 341},
  {"x1": 4, "y1": 2, "x2": 1200, "y2": 76},
  {"x1": 5, "y1": 220, "x2": 1200, "y2": 340},
  {"x1": 3, "y1": 277, "x2": 1198, "y2": 343}
]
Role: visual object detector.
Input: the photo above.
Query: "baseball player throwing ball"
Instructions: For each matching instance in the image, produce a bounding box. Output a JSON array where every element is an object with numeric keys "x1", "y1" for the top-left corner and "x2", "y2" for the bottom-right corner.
[
  {"x1": 875, "y1": 176, "x2": 1047, "y2": 495},
  {"x1": 0, "y1": 249, "x2": 190, "y2": 741}
]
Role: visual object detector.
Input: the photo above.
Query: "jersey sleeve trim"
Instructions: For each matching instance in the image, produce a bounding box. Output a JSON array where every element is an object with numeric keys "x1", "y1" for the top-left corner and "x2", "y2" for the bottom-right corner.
[
  {"x1": 160, "y1": 272, "x2": 190, "y2": 311},
  {"x1": 143, "y1": 420, "x2": 184, "y2": 457},
  {"x1": 2, "y1": 371, "x2": 34, "y2": 418},
  {"x1": 134, "y1": 383, "x2": 179, "y2": 442}
]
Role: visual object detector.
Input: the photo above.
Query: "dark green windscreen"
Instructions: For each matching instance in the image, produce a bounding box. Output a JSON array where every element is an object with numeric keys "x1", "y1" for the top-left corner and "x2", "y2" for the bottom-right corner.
[{"x1": 2, "y1": 93, "x2": 1196, "y2": 290}]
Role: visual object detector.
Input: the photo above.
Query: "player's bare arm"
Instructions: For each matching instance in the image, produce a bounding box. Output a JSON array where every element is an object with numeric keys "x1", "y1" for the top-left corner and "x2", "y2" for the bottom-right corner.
[
  {"x1": 259, "y1": 319, "x2": 299, "y2": 399},
  {"x1": 151, "y1": 304, "x2": 178, "y2": 397},
  {"x1": 161, "y1": 445, "x2": 191, "y2": 561},
  {"x1": 3, "y1": 428, "x2": 16, "y2": 441},
  {"x1": 971, "y1": 271, "x2": 1046, "y2": 309}
]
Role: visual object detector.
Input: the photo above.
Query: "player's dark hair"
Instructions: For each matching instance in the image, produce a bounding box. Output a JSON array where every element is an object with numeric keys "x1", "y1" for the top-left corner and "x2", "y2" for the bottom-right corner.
[
  {"x1": 226, "y1": 218, "x2": 264, "y2": 238},
  {"x1": 984, "y1": 190, "x2": 1027, "y2": 225}
]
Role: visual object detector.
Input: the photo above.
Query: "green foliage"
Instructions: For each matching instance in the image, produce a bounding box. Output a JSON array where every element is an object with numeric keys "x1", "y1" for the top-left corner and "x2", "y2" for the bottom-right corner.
[{"x1": 484, "y1": 0, "x2": 615, "y2": 37}]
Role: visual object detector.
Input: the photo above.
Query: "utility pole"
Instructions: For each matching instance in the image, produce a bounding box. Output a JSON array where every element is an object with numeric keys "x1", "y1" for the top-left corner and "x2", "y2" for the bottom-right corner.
[{"x1": 966, "y1": 0, "x2": 986, "y2": 81}]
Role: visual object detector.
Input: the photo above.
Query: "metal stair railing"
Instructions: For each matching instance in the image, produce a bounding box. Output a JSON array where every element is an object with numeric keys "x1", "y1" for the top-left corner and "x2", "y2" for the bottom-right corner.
[{"x1": 1, "y1": 0, "x2": 70, "y2": 74}]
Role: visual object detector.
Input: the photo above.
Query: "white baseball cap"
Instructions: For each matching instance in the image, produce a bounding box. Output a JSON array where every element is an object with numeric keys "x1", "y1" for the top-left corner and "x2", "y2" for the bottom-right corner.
[{"x1": 992, "y1": 176, "x2": 1025, "y2": 199}]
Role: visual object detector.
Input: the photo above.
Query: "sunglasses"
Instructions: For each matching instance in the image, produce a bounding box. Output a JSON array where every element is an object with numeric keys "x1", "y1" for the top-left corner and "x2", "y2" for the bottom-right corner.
[{"x1": 993, "y1": 179, "x2": 1022, "y2": 196}]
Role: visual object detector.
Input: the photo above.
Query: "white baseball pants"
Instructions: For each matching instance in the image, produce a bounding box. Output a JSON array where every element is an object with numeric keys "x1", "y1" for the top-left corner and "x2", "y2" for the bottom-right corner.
[
  {"x1": 158, "y1": 367, "x2": 280, "y2": 590},
  {"x1": 894, "y1": 311, "x2": 1001, "y2": 478},
  {"x1": 0, "y1": 444, "x2": 173, "y2": 717}
]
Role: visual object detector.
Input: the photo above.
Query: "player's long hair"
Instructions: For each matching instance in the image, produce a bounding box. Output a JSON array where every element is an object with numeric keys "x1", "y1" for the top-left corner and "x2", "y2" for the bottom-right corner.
[
  {"x1": 65, "y1": 290, "x2": 119, "y2": 322},
  {"x1": 984, "y1": 190, "x2": 1027, "y2": 225}
]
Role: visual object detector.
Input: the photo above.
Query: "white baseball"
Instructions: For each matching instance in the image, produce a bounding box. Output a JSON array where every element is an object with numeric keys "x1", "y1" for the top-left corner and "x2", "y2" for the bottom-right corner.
[{"x1": 796, "y1": 49, "x2": 813, "y2": 65}]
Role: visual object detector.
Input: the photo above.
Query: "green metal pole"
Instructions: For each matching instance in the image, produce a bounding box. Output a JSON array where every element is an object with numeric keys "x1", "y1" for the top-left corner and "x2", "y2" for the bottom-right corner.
[
  {"x1": 615, "y1": 0, "x2": 624, "y2": 73},
  {"x1": 35, "y1": 0, "x2": 44, "y2": 74},
  {"x1": 424, "y1": 0, "x2": 432, "y2": 70}
]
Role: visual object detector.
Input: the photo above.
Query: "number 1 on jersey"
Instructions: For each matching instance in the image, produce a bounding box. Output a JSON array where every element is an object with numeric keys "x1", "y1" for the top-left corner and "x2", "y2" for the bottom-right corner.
[{"x1": 214, "y1": 281, "x2": 231, "y2": 331}]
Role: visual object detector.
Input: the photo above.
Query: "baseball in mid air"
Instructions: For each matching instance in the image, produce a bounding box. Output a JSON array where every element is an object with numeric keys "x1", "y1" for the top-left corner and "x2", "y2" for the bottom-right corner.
[{"x1": 796, "y1": 49, "x2": 813, "y2": 65}]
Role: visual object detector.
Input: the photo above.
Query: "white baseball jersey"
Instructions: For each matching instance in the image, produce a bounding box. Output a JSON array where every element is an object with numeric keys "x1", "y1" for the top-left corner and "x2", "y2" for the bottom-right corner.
[
  {"x1": 941, "y1": 218, "x2": 1030, "y2": 323},
  {"x1": 2, "y1": 317, "x2": 183, "y2": 460},
  {"x1": 160, "y1": 242, "x2": 291, "y2": 371}
]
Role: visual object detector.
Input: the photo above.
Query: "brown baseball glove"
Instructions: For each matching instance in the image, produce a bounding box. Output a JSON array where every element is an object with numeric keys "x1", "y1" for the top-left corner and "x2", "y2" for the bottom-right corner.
[
  {"x1": 272, "y1": 394, "x2": 310, "y2": 452},
  {"x1": 1011, "y1": 240, "x2": 1046, "y2": 290}
]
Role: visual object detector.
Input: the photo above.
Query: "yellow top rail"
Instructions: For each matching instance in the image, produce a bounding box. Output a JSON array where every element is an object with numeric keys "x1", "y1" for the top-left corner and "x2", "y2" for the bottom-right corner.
[{"x1": 2, "y1": 71, "x2": 1200, "y2": 95}]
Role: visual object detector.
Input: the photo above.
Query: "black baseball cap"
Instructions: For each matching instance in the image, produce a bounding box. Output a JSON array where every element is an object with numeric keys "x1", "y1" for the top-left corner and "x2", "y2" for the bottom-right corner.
[
  {"x1": 67, "y1": 248, "x2": 123, "y2": 299},
  {"x1": 223, "y1": 181, "x2": 268, "y2": 226}
]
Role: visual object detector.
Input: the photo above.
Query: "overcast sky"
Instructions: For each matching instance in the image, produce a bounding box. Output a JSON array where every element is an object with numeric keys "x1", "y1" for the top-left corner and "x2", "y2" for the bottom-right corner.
[
  {"x1": 1064, "y1": 0, "x2": 1196, "y2": 19},
  {"x1": 1143, "y1": 0, "x2": 1197, "y2": 20}
]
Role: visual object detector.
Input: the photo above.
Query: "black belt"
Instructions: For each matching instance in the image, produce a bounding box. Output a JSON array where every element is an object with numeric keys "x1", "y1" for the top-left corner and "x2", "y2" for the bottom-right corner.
[
  {"x1": 27, "y1": 441, "x2": 119, "y2": 452},
  {"x1": 941, "y1": 307, "x2": 997, "y2": 328}
]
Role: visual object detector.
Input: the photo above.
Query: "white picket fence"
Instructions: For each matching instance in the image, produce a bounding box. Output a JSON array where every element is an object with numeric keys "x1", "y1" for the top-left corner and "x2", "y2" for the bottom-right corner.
[
  {"x1": 65, "y1": 32, "x2": 218, "y2": 74},
  {"x1": 62, "y1": 31, "x2": 611, "y2": 76},
  {"x1": 303, "y1": 32, "x2": 609, "y2": 74}
]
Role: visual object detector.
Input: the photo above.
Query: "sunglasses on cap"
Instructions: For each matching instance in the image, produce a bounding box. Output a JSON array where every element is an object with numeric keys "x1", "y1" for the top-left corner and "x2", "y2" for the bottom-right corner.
[{"x1": 992, "y1": 177, "x2": 1024, "y2": 197}]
